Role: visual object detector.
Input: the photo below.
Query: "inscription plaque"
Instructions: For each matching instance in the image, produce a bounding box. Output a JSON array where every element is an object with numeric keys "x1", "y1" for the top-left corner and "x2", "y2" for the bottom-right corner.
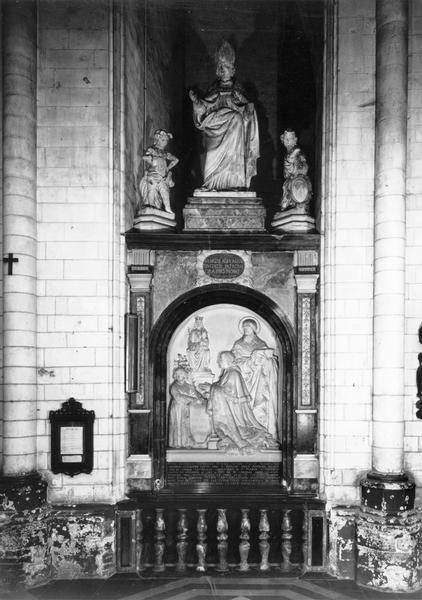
[
  {"x1": 203, "y1": 253, "x2": 245, "y2": 280},
  {"x1": 167, "y1": 462, "x2": 281, "y2": 486}
]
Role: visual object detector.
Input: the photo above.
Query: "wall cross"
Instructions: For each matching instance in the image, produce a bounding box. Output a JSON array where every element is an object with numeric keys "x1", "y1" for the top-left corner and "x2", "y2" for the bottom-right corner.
[{"x1": 3, "y1": 253, "x2": 19, "y2": 275}]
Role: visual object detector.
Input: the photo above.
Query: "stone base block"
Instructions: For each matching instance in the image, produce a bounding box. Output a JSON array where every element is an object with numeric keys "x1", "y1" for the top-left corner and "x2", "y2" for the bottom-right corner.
[
  {"x1": 327, "y1": 506, "x2": 358, "y2": 580},
  {"x1": 183, "y1": 194, "x2": 266, "y2": 232},
  {"x1": 133, "y1": 208, "x2": 176, "y2": 231},
  {"x1": 51, "y1": 506, "x2": 115, "y2": 579},
  {"x1": 356, "y1": 508, "x2": 422, "y2": 592},
  {"x1": 271, "y1": 209, "x2": 315, "y2": 233},
  {"x1": 0, "y1": 473, "x2": 50, "y2": 590}
]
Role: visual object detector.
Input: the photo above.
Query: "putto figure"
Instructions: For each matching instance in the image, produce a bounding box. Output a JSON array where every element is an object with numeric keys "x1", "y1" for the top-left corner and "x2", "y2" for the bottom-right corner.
[
  {"x1": 280, "y1": 129, "x2": 312, "y2": 212},
  {"x1": 189, "y1": 41, "x2": 259, "y2": 191},
  {"x1": 137, "y1": 129, "x2": 179, "y2": 215}
]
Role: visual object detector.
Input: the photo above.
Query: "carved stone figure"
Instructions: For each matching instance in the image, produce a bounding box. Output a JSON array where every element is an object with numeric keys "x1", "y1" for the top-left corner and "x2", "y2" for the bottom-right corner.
[
  {"x1": 168, "y1": 367, "x2": 206, "y2": 448},
  {"x1": 231, "y1": 318, "x2": 278, "y2": 439},
  {"x1": 137, "y1": 129, "x2": 178, "y2": 215},
  {"x1": 187, "y1": 316, "x2": 211, "y2": 374},
  {"x1": 189, "y1": 41, "x2": 259, "y2": 191},
  {"x1": 280, "y1": 129, "x2": 312, "y2": 212},
  {"x1": 207, "y1": 351, "x2": 278, "y2": 453}
]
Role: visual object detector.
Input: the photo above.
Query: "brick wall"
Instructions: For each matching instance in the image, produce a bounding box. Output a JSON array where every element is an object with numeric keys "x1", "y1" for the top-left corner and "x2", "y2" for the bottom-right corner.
[
  {"x1": 404, "y1": 0, "x2": 422, "y2": 500},
  {"x1": 320, "y1": 0, "x2": 375, "y2": 505},
  {"x1": 37, "y1": 0, "x2": 125, "y2": 504}
]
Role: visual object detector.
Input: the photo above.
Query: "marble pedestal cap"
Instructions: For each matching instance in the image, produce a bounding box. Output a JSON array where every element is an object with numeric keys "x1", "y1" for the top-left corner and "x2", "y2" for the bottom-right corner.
[
  {"x1": 133, "y1": 207, "x2": 176, "y2": 231},
  {"x1": 183, "y1": 191, "x2": 266, "y2": 232},
  {"x1": 271, "y1": 208, "x2": 315, "y2": 233}
]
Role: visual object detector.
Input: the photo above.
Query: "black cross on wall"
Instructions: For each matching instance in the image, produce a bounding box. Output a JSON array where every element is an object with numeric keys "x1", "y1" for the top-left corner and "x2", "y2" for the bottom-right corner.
[{"x1": 3, "y1": 253, "x2": 19, "y2": 275}]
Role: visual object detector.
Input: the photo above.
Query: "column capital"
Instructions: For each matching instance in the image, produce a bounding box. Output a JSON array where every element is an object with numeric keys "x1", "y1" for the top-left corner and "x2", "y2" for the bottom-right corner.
[
  {"x1": 127, "y1": 272, "x2": 152, "y2": 292},
  {"x1": 294, "y1": 273, "x2": 319, "y2": 294}
]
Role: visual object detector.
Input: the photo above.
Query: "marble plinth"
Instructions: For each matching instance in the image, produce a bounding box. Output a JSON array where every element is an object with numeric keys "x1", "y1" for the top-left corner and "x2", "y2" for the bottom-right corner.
[
  {"x1": 271, "y1": 209, "x2": 315, "y2": 233},
  {"x1": 183, "y1": 194, "x2": 266, "y2": 232},
  {"x1": 133, "y1": 208, "x2": 176, "y2": 231}
]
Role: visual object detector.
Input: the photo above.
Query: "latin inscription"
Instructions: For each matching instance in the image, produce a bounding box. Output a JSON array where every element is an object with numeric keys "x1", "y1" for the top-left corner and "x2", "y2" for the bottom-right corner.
[
  {"x1": 203, "y1": 253, "x2": 245, "y2": 279},
  {"x1": 167, "y1": 462, "x2": 281, "y2": 486}
]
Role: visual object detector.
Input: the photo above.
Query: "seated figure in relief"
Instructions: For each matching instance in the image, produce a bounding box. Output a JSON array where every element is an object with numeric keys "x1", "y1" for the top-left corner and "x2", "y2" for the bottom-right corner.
[
  {"x1": 206, "y1": 351, "x2": 278, "y2": 453},
  {"x1": 231, "y1": 318, "x2": 278, "y2": 439},
  {"x1": 187, "y1": 316, "x2": 211, "y2": 373},
  {"x1": 137, "y1": 129, "x2": 179, "y2": 215},
  {"x1": 189, "y1": 41, "x2": 259, "y2": 191},
  {"x1": 168, "y1": 367, "x2": 206, "y2": 448}
]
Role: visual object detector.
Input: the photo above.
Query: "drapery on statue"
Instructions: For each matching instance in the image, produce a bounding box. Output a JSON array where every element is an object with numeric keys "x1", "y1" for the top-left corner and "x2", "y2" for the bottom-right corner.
[
  {"x1": 207, "y1": 351, "x2": 278, "y2": 453},
  {"x1": 168, "y1": 367, "x2": 206, "y2": 448},
  {"x1": 280, "y1": 129, "x2": 312, "y2": 212},
  {"x1": 231, "y1": 318, "x2": 278, "y2": 439},
  {"x1": 137, "y1": 129, "x2": 179, "y2": 215},
  {"x1": 188, "y1": 41, "x2": 259, "y2": 191}
]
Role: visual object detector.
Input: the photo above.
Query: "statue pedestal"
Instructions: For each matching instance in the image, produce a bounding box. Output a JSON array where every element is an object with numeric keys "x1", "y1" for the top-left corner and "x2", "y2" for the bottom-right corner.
[
  {"x1": 134, "y1": 208, "x2": 176, "y2": 231},
  {"x1": 271, "y1": 208, "x2": 315, "y2": 233},
  {"x1": 183, "y1": 192, "x2": 266, "y2": 232}
]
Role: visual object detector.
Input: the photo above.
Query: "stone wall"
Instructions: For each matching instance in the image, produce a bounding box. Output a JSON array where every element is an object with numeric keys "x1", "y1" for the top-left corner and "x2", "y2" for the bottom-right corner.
[
  {"x1": 404, "y1": 0, "x2": 422, "y2": 502},
  {"x1": 320, "y1": 0, "x2": 375, "y2": 507},
  {"x1": 36, "y1": 0, "x2": 126, "y2": 504},
  {"x1": 124, "y1": 1, "x2": 184, "y2": 227}
]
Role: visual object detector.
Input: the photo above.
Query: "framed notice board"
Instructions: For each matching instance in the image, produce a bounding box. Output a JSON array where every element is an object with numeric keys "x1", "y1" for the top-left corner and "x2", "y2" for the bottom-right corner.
[{"x1": 49, "y1": 397, "x2": 95, "y2": 477}]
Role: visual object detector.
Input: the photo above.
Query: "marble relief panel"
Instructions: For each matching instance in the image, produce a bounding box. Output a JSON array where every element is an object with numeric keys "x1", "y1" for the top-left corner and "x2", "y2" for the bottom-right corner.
[{"x1": 167, "y1": 305, "x2": 282, "y2": 457}]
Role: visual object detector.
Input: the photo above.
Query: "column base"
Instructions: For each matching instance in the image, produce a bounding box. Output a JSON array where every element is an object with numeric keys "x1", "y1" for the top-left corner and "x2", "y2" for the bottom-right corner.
[
  {"x1": 356, "y1": 508, "x2": 422, "y2": 592},
  {"x1": 361, "y1": 471, "x2": 415, "y2": 513},
  {"x1": 0, "y1": 472, "x2": 50, "y2": 590},
  {"x1": 357, "y1": 471, "x2": 421, "y2": 593}
]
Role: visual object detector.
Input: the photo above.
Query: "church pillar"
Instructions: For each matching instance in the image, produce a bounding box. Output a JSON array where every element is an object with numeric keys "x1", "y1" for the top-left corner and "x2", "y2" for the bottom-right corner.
[
  {"x1": 0, "y1": 1, "x2": 49, "y2": 590},
  {"x1": 1, "y1": 0, "x2": 38, "y2": 476},
  {"x1": 357, "y1": 1, "x2": 421, "y2": 592}
]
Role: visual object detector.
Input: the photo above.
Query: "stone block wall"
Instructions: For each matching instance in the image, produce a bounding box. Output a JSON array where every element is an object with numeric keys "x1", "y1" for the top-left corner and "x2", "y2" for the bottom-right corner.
[
  {"x1": 36, "y1": 0, "x2": 126, "y2": 504},
  {"x1": 405, "y1": 0, "x2": 422, "y2": 501},
  {"x1": 320, "y1": 0, "x2": 375, "y2": 507}
]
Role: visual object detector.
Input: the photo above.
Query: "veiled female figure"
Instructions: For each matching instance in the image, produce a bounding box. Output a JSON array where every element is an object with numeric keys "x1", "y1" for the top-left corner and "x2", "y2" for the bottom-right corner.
[
  {"x1": 189, "y1": 41, "x2": 259, "y2": 191},
  {"x1": 231, "y1": 319, "x2": 278, "y2": 439}
]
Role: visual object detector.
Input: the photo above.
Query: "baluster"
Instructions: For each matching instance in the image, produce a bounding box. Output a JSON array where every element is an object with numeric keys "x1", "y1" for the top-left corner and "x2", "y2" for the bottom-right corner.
[
  {"x1": 259, "y1": 509, "x2": 270, "y2": 571},
  {"x1": 196, "y1": 509, "x2": 207, "y2": 572},
  {"x1": 153, "y1": 508, "x2": 166, "y2": 572},
  {"x1": 176, "y1": 508, "x2": 189, "y2": 571},
  {"x1": 216, "y1": 508, "x2": 229, "y2": 572},
  {"x1": 238, "y1": 508, "x2": 250, "y2": 572},
  {"x1": 281, "y1": 509, "x2": 293, "y2": 572},
  {"x1": 135, "y1": 509, "x2": 145, "y2": 574}
]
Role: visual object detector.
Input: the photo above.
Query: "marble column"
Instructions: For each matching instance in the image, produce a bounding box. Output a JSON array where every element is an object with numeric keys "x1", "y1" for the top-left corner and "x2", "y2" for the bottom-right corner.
[
  {"x1": 2, "y1": 0, "x2": 38, "y2": 476},
  {"x1": 357, "y1": 2, "x2": 419, "y2": 593}
]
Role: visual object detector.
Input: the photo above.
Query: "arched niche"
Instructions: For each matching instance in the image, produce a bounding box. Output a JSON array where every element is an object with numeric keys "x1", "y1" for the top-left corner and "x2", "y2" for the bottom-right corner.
[{"x1": 149, "y1": 284, "x2": 296, "y2": 489}]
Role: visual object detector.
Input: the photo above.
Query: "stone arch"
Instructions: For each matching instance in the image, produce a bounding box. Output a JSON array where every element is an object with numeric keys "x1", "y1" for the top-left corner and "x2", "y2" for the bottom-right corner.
[{"x1": 149, "y1": 283, "x2": 297, "y2": 488}]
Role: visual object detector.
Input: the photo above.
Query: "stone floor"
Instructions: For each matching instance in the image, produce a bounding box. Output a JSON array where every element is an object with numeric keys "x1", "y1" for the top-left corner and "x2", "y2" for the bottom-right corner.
[{"x1": 4, "y1": 574, "x2": 422, "y2": 600}]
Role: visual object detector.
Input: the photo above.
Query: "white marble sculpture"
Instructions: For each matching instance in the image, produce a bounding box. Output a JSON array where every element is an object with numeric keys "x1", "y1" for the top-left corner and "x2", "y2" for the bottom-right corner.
[
  {"x1": 271, "y1": 129, "x2": 315, "y2": 232},
  {"x1": 187, "y1": 316, "x2": 211, "y2": 374},
  {"x1": 134, "y1": 129, "x2": 178, "y2": 231},
  {"x1": 207, "y1": 351, "x2": 278, "y2": 453},
  {"x1": 168, "y1": 367, "x2": 208, "y2": 449},
  {"x1": 188, "y1": 41, "x2": 259, "y2": 192},
  {"x1": 231, "y1": 318, "x2": 278, "y2": 439}
]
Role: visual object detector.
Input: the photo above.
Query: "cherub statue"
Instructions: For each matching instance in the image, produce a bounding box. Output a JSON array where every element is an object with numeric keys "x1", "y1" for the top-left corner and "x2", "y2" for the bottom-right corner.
[
  {"x1": 280, "y1": 129, "x2": 312, "y2": 212},
  {"x1": 137, "y1": 129, "x2": 179, "y2": 215}
]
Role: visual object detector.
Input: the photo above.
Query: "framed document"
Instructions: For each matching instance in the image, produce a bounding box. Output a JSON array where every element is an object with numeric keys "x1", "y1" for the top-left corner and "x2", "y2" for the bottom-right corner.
[{"x1": 49, "y1": 398, "x2": 95, "y2": 477}]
